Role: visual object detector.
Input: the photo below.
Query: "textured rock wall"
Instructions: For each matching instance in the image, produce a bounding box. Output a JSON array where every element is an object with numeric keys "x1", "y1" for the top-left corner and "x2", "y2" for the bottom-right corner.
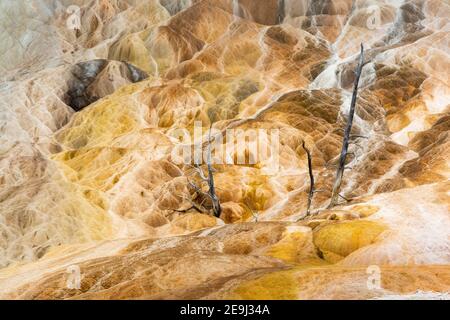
[{"x1": 0, "y1": 0, "x2": 448, "y2": 299}]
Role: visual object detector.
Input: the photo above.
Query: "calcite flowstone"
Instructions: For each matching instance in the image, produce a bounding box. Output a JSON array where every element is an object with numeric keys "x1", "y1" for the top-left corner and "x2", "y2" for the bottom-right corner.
[
  {"x1": 313, "y1": 220, "x2": 387, "y2": 263},
  {"x1": 0, "y1": 0, "x2": 449, "y2": 300}
]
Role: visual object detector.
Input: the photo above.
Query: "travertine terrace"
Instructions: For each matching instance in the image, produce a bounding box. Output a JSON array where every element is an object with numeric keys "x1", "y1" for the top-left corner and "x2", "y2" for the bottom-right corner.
[{"x1": 0, "y1": 0, "x2": 449, "y2": 299}]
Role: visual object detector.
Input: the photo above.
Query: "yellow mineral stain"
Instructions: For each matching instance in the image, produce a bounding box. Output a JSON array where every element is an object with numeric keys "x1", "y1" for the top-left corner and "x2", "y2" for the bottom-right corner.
[
  {"x1": 265, "y1": 228, "x2": 319, "y2": 264},
  {"x1": 349, "y1": 205, "x2": 380, "y2": 218},
  {"x1": 313, "y1": 220, "x2": 387, "y2": 263},
  {"x1": 52, "y1": 147, "x2": 134, "y2": 191},
  {"x1": 228, "y1": 269, "x2": 300, "y2": 300}
]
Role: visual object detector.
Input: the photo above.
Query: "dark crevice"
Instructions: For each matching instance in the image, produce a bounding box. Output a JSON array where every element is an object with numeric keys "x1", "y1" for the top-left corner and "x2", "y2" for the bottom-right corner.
[{"x1": 65, "y1": 59, "x2": 148, "y2": 111}]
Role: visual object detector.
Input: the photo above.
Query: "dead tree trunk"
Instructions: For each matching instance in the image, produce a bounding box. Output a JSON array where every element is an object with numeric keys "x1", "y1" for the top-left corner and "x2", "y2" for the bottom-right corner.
[
  {"x1": 328, "y1": 44, "x2": 365, "y2": 208},
  {"x1": 277, "y1": 0, "x2": 286, "y2": 24},
  {"x1": 302, "y1": 141, "x2": 315, "y2": 216},
  {"x1": 205, "y1": 127, "x2": 222, "y2": 217},
  {"x1": 188, "y1": 126, "x2": 222, "y2": 218}
]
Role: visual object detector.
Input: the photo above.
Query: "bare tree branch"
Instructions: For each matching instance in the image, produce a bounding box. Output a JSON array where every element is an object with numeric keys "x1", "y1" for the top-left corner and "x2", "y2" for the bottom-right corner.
[
  {"x1": 178, "y1": 195, "x2": 209, "y2": 214},
  {"x1": 328, "y1": 44, "x2": 366, "y2": 208},
  {"x1": 277, "y1": 0, "x2": 285, "y2": 24},
  {"x1": 187, "y1": 125, "x2": 222, "y2": 218},
  {"x1": 338, "y1": 193, "x2": 351, "y2": 202},
  {"x1": 244, "y1": 200, "x2": 258, "y2": 222},
  {"x1": 205, "y1": 126, "x2": 222, "y2": 217},
  {"x1": 193, "y1": 164, "x2": 208, "y2": 181},
  {"x1": 350, "y1": 135, "x2": 368, "y2": 140},
  {"x1": 302, "y1": 141, "x2": 315, "y2": 216}
]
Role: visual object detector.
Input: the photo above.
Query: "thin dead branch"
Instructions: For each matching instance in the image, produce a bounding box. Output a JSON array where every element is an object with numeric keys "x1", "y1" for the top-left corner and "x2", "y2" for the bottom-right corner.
[
  {"x1": 302, "y1": 141, "x2": 315, "y2": 216},
  {"x1": 328, "y1": 44, "x2": 366, "y2": 208},
  {"x1": 187, "y1": 126, "x2": 222, "y2": 218},
  {"x1": 244, "y1": 200, "x2": 259, "y2": 222}
]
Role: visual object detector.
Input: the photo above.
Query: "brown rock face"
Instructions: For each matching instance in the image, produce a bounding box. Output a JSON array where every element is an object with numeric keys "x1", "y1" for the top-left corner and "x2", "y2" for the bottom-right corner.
[{"x1": 0, "y1": 0, "x2": 449, "y2": 300}]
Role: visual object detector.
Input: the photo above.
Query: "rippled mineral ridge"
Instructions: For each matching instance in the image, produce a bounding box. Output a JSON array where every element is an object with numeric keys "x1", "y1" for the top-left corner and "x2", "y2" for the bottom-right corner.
[{"x1": 0, "y1": 0, "x2": 449, "y2": 300}]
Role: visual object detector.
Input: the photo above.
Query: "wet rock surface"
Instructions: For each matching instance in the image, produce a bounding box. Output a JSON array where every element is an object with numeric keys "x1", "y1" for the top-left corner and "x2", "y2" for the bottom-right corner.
[{"x1": 0, "y1": 0, "x2": 449, "y2": 299}]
